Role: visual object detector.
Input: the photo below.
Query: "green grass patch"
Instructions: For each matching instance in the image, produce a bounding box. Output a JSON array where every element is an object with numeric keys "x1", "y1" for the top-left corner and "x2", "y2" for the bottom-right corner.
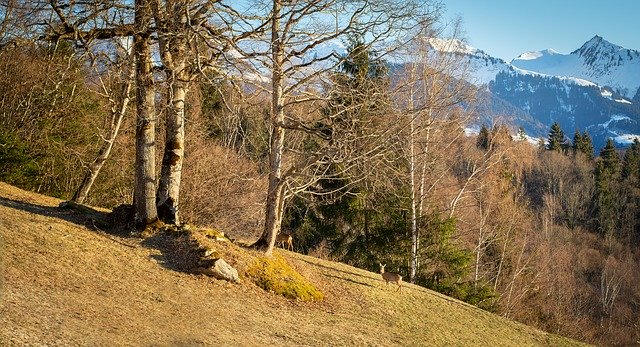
[{"x1": 246, "y1": 255, "x2": 323, "y2": 301}]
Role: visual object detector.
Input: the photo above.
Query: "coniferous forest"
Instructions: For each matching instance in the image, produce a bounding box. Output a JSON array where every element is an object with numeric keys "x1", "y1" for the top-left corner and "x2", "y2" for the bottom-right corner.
[{"x1": 0, "y1": 1, "x2": 639, "y2": 344}]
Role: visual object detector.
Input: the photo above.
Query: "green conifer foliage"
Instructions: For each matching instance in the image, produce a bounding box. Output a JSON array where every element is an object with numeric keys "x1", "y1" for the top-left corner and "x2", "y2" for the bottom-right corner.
[
  {"x1": 476, "y1": 124, "x2": 491, "y2": 150},
  {"x1": 621, "y1": 139, "x2": 640, "y2": 243},
  {"x1": 622, "y1": 139, "x2": 640, "y2": 179},
  {"x1": 547, "y1": 122, "x2": 567, "y2": 152},
  {"x1": 594, "y1": 139, "x2": 621, "y2": 239},
  {"x1": 572, "y1": 130, "x2": 594, "y2": 160}
]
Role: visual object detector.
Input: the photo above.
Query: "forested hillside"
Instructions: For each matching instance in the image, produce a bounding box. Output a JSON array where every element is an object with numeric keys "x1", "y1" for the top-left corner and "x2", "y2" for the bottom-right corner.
[{"x1": 0, "y1": 0, "x2": 638, "y2": 345}]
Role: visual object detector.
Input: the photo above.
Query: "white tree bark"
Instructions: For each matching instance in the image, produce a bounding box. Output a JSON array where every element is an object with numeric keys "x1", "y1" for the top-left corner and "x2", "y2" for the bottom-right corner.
[
  {"x1": 153, "y1": 0, "x2": 190, "y2": 225},
  {"x1": 133, "y1": 0, "x2": 158, "y2": 226}
]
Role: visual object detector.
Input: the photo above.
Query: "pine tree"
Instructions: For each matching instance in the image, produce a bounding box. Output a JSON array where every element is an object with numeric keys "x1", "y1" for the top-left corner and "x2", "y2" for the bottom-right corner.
[
  {"x1": 285, "y1": 32, "x2": 395, "y2": 262},
  {"x1": 620, "y1": 139, "x2": 640, "y2": 243},
  {"x1": 572, "y1": 130, "x2": 582, "y2": 152},
  {"x1": 476, "y1": 124, "x2": 490, "y2": 150},
  {"x1": 594, "y1": 138, "x2": 621, "y2": 239},
  {"x1": 572, "y1": 130, "x2": 594, "y2": 160},
  {"x1": 622, "y1": 139, "x2": 640, "y2": 179},
  {"x1": 547, "y1": 122, "x2": 567, "y2": 152},
  {"x1": 580, "y1": 131, "x2": 594, "y2": 160},
  {"x1": 599, "y1": 138, "x2": 620, "y2": 171},
  {"x1": 517, "y1": 126, "x2": 526, "y2": 141}
]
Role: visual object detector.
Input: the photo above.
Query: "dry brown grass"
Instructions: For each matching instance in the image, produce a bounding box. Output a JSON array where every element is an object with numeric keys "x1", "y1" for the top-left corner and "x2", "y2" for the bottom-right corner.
[{"x1": 0, "y1": 182, "x2": 587, "y2": 346}]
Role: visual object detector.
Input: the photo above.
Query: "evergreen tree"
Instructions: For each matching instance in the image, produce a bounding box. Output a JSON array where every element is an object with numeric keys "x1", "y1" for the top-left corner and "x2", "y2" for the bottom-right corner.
[
  {"x1": 622, "y1": 139, "x2": 640, "y2": 179},
  {"x1": 580, "y1": 131, "x2": 594, "y2": 160},
  {"x1": 572, "y1": 130, "x2": 582, "y2": 152},
  {"x1": 285, "y1": 32, "x2": 396, "y2": 265},
  {"x1": 594, "y1": 138, "x2": 621, "y2": 239},
  {"x1": 599, "y1": 138, "x2": 620, "y2": 170},
  {"x1": 547, "y1": 122, "x2": 567, "y2": 152},
  {"x1": 476, "y1": 124, "x2": 490, "y2": 150},
  {"x1": 517, "y1": 126, "x2": 527, "y2": 141},
  {"x1": 323, "y1": 34, "x2": 389, "y2": 134},
  {"x1": 620, "y1": 139, "x2": 640, "y2": 244},
  {"x1": 572, "y1": 130, "x2": 594, "y2": 160}
]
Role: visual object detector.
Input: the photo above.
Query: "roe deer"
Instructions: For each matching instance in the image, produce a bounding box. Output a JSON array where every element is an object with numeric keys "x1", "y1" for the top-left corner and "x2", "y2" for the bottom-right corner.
[
  {"x1": 379, "y1": 263, "x2": 402, "y2": 292},
  {"x1": 275, "y1": 232, "x2": 293, "y2": 251}
]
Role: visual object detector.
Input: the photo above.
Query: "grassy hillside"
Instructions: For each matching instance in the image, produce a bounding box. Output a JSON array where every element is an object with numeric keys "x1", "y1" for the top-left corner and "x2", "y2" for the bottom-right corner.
[{"x1": 0, "y1": 183, "x2": 586, "y2": 346}]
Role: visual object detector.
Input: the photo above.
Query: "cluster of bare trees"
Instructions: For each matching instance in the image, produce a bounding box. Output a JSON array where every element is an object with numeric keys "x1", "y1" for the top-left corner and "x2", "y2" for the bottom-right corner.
[{"x1": 1, "y1": 0, "x2": 442, "y2": 254}]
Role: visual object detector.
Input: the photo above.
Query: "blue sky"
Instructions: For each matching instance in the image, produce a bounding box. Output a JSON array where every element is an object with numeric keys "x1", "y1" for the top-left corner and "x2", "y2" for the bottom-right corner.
[{"x1": 443, "y1": 0, "x2": 640, "y2": 61}]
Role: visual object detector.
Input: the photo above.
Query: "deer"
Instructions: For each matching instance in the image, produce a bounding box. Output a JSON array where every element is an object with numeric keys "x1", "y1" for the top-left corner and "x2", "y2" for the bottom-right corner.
[
  {"x1": 379, "y1": 263, "x2": 402, "y2": 292},
  {"x1": 275, "y1": 232, "x2": 294, "y2": 251}
]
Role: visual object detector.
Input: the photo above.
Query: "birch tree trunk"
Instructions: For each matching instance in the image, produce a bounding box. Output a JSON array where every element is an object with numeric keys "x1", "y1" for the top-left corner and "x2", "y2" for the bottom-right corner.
[
  {"x1": 133, "y1": 0, "x2": 158, "y2": 226},
  {"x1": 154, "y1": 0, "x2": 189, "y2": 225},
  {"x1": 72, "y1": 64, "x2": 135, "y2": 204},
  {"x1": 252, "y1": 0, "x2": 285, "y2": 256},
  {"x1": 408, "y1": 83, "x2": 419, "y2": 283},
  {"x1": 156, "y1": 78, "x2": 186, "y2": 224}
]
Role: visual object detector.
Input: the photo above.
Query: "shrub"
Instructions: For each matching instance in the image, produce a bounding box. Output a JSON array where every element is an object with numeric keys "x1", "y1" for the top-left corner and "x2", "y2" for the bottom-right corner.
[
  {"x1": 0, "y1": 128, "x2": 39, "y2": 189},
  {"x1": 246, "y1": 255, "x2": 323, "y2": 301}
]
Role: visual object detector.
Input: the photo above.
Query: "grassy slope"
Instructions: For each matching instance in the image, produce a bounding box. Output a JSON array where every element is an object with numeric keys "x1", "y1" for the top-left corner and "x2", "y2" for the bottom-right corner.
[{"x1": 0, "y1": 182, "x2": 586, "y2": 347}]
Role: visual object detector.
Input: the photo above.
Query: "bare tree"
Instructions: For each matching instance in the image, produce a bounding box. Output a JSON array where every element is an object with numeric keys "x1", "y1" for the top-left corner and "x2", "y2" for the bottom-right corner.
[
  {"x1": 151, "y1": 0, "x2": 199, "y2": 225},
  {"x1": 20, "y1": 0, "x2": 259, "y2": 225},
  {"x1": 235, "y1": 0, "x2": 439, "y2": 255},
  {"x1": 15, "y1": 0, "x2": 156, "y2": 224},
  {"x1": 150, "y1": 0, "x2": 265, "y2": 225},
  {"x1": 394, "y1": 31, "x2": 476, "y2": 282},
  {"x1": 72, "y1": 54, "x2": 135, "y2": 204}
]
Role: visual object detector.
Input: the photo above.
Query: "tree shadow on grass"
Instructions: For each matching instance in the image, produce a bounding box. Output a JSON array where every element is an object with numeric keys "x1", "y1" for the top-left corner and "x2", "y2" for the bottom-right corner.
[
  {"x1": 0, "y1": 196, "x2": 113, "y2": 232},
  {"x1": 139, "y1": 231, "x2": 201, "y2": 274},
  {"x1": 323, "y1": 273, "x2": 376, "y2": 288},
  {"x1": 296, "y1": 257, "x2": 378, "y2": 283}
]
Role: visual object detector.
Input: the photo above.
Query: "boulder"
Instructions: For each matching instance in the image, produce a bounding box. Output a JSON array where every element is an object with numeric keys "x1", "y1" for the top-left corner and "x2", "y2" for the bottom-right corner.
[{"x1": 195, "y1": 258, "x2": 239, "y2": 283}]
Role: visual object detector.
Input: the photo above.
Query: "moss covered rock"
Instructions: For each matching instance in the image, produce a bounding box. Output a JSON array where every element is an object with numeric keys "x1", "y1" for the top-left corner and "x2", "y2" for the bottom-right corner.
[{"x1": 246, "y1": 255, "x2": 323, "y2": 301}]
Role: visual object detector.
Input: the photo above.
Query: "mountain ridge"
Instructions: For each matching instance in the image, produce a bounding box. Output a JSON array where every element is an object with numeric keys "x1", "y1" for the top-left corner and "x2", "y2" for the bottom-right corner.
[
  {"x1": 511, "y1": 35, "x2": 640, "y2": 99},
  {"x1": 427, "y1": 35, "x2": 640, "y2": 148}
]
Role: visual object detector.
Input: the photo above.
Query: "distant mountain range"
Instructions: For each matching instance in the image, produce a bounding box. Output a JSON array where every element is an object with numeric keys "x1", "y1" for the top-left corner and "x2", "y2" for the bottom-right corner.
[{"x1": 427, "y1": 36, "x2": 640, "y2": 149}]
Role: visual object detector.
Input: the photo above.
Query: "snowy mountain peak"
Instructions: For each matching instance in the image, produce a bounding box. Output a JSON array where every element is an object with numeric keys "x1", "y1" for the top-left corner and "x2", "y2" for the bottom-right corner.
[
  {"x1": 516, "y1": 49, "x2": 560, "y2": 61},
  {"x1": 511, "y1": 35, "x2": 640, "y2": 99},
  {"x1": 427, "y1": 38, "x2": 480, "y2": 56},
  {"x1": 574, "y1": 35, "x2": 617, "y2": 55},
  {"x1": 425, "y1": 38, "x2": 511, "y2": 86},
  {"x1": 414, "y1": 34, "x2": 640, "y2": 149},
  {"x1": 572, "y1": 35, "x2": 631, "y2": 63}
]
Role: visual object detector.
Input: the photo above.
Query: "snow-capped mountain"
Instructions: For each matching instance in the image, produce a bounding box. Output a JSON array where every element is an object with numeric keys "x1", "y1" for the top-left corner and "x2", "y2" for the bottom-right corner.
[
  {"x1": 512, "y1": 36, "x2": 640, "y2": 100},
  {"x1": 426, "y1": 38, "x2": 513, "y2": 85},
  {"x1": 427, "y1": 36, "x2": 640, "y2": 149},
  {"x1": 489, "y1": 70, "x2": 639, "y2": 148}
]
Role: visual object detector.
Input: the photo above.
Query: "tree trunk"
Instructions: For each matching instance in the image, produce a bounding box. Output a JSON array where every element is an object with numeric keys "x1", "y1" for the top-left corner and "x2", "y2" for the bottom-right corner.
[
  {"x1": 157, "y1": 78, "x2": 187, "y2": 225},
  {"x1": 72, "y1": 65, "x2": 135, "y2": 204},
  {"x1": 133, "y1": 0, "x2": 158, "y2": 226},
  {"x1": 408, "y1": 88, "x2": 418, "y2": 283},
  {"x1": 253, "y1": 0, "x2": 285, "y2": 256},
  {"x1": 153, "y1": 0, "x2": 189, "y2": 225}
]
